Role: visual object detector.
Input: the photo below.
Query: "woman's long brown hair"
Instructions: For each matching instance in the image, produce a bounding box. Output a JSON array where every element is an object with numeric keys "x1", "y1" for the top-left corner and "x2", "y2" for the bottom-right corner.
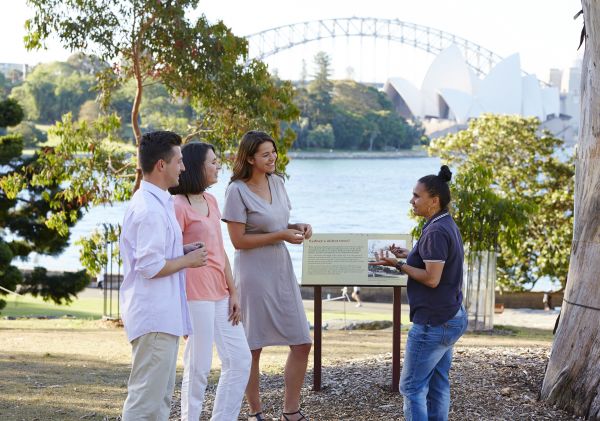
[{"x1": 230, "y1": 130, "x2": 282, "y2": 183}]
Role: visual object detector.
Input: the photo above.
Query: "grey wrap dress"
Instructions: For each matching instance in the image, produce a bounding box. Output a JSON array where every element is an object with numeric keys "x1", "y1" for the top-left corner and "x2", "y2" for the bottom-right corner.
[{"x1": 222, "y1": 175, "x2": 311, "y2": 350}]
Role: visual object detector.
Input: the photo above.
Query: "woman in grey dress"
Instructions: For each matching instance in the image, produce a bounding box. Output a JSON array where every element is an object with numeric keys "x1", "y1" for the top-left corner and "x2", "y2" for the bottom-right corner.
[{"x1": 222, "y1": 131, "x2": 312, "y2": 421}]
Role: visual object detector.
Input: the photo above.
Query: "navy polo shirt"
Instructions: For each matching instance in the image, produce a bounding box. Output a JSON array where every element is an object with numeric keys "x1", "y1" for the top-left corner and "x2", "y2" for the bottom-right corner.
[{"x1": 406, "y1": 211, "x2": 464, "y2": 326}]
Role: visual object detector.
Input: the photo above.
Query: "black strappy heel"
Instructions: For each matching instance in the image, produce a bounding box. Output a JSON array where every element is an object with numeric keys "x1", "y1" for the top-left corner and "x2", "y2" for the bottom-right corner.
[
  {"x1": 281, "y1": 409, "x2": 308, "y2": 420},
  {"x1": 248, "y1": 411, "x2": 266, "y2": 421}
]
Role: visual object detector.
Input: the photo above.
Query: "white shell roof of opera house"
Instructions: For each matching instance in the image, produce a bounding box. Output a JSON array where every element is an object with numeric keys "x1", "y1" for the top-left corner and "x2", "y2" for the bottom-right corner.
[{"x1": 383, "y1": 45, "x2": 560, "y2": 124}]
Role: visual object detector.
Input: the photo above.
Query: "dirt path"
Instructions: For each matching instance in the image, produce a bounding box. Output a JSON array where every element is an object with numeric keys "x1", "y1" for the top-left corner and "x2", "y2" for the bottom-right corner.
[
  {"x1": 165, "y1": 345, "x2": 577, "y2": 421},
  {"x1": 0, "y1": 317, "x2": 568, "y2": 420}
]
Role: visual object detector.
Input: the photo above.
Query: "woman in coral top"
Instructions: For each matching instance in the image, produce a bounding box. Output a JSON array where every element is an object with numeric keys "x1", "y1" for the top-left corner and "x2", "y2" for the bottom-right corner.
[{"x1": 170, "y1": 142, "x2": 251, "y2": 421}]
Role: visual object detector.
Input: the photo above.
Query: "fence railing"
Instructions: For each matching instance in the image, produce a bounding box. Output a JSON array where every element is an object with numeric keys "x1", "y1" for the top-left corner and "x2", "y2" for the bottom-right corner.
[{"x1": 101, "y1": 239, "x2": 122, "y2": 320}]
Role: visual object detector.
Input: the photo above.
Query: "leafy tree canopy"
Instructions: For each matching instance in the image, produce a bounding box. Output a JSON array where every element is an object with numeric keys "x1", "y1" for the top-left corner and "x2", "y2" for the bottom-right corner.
[
  {"x1": 0, "y1": 98, "x2": 25, "y2": 129},
  {"x1": 7, "y1": 121, "x2": 47, "y2": 148},
  {"x1": 292, "y1": 51, "x2": 424, "y2": 151},
  {"x1": 0, "y1": 100, "x2": 103, "y2": 310},
  {"x1": 429, "y1": 114, "x2": 574, "y2": 291},
  {"x1": 9, "y1": 61, "x2": 96, "y2": 123},
  {"x1": 0, "y1": 72, "x2": 8, "y2": 97},
  {"x1": 6, "y1": 0, "x2": 298, "y2": 290},
  {"x1": 294, "y1": 76, "x2": 424, "y2": 151},
  {"x1": 25, "y1": 0, "x2": 299, "y2": 189}
]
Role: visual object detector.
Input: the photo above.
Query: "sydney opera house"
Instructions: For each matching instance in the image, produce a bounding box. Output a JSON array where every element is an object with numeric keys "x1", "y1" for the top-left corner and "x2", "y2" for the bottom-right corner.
[{"x1": 383, "y1": 45, "x2": 581, "y2": 142}]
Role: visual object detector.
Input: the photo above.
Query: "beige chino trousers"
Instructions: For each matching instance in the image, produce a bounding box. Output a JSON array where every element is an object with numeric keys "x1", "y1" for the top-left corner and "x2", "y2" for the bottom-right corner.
[{"x1": 122, "y1": 332, "x2": 179, "y2": 421}]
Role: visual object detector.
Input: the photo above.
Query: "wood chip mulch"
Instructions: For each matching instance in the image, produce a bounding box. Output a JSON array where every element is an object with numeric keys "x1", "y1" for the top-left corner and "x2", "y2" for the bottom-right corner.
[{"x1": 168, "y1": 345, "x2": 582, "y2": 420}]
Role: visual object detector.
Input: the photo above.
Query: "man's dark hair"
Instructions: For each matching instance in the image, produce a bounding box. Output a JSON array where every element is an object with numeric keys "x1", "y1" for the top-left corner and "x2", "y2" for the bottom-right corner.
[
  {"x1": 139, "y1": 131, "x2": 182, "y2": 174},
  {"x1": 169, "y1": 142, "x2": 215, "y2": 195}
]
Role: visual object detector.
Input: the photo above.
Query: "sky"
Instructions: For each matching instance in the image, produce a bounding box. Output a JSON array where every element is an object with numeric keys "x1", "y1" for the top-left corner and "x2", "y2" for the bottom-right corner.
[{"x1": 1, "y1": 0, "x2": 584, "y2": 87}]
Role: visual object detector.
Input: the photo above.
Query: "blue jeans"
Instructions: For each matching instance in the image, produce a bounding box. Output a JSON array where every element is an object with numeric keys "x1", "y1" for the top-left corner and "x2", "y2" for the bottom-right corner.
[{"x1": 400, "y1": 306, "x2": 468, "y2": 421}]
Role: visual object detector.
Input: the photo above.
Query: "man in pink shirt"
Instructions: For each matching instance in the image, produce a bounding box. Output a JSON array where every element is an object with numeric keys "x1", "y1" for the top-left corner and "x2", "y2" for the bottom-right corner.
[{"x1": 119, "y1": 131, "x2": 208, "y2": 421}]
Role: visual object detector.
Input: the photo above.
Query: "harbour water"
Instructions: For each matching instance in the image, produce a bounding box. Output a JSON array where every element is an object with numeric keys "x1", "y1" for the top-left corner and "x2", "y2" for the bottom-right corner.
[{"x1": 21, "y1": 157, "x2": 441, "y2": 281}]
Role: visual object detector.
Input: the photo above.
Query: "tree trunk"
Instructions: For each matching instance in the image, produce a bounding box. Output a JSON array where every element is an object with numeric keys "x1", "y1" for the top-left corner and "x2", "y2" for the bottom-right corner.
[
  {"x1": 540, "y1": 2, "x2": 600, "y2": 418},
  {"x1": 131, "y1": 55, "x2": 143, "y2": 193}
]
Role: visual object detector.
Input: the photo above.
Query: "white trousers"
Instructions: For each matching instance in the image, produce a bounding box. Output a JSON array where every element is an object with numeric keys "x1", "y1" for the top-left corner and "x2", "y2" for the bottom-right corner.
[
  {"x1": 181, "y1": 298, "x2": 252, "y2": 421},
  {"x1": 122, "y1": 332, "x2": 179, "y2": 421}
]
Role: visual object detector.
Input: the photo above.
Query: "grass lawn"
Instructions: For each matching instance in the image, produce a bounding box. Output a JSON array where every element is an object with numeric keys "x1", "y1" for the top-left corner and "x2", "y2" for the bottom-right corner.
[
  {"x1": 2, "y1": 294, "x2": 104, "y2": 319},
  {"x1": 492, "y1": 324, "x2": 555, "y2": 341},
  {"x1": 2, "y1": 292, "x2": 407, "y2": 324},
  {"x1": 0, "y1": 317, "x2": 404, "y2": 421}
]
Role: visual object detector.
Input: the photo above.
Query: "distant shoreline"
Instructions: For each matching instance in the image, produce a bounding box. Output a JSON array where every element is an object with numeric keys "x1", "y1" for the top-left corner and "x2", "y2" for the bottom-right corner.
[{"x1": 288, "y1": 149, "x2": 430, "y2": 159}]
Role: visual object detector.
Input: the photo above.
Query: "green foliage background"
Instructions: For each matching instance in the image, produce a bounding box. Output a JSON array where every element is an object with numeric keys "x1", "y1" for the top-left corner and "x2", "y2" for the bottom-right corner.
[
  {"x1": 292, "y1": 52, "x2": 425, "y2": 151},
  {"x1": 1, "y1": 4, "x2": 573, "y2": 303},
  {"x1": 429, "y1": 114, "x2": 574, "y2": 291},
  {"x1": 0, "y1": 0, "x2": 306, "y2": 312}
]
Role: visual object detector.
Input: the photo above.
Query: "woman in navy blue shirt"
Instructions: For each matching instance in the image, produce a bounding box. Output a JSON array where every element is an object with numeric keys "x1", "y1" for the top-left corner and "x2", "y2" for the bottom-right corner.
[{"x1": 379, "y1": 165, "x2": 467, "y2": 421}]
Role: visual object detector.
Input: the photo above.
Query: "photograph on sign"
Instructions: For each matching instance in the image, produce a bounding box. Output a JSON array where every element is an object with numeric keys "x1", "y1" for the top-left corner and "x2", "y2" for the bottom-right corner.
[
  {"x1": 301, "y1": 233, "x2": 412, "y2": 286},
  {"x1": 367, "y1": 238, "x2": 408, "y2": 280}
]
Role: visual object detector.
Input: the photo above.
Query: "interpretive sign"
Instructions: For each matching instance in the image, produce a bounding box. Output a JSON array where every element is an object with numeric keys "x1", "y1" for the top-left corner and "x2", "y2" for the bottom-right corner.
[{"x1": 301, "y1": 233, "x2": 412, "y2": 286}]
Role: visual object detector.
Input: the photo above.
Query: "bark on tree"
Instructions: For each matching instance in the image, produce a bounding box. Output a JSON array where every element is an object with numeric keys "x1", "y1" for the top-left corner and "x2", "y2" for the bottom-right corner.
[
  {"x1": 131, "y1": 12, "x2": 157, "y2": 193},
  {"x1": 541, "y1": 2, "x2": 600, "y2": 418},
  {"x1": 132, "y1": 54, "x2": 143, "y2": 193}
]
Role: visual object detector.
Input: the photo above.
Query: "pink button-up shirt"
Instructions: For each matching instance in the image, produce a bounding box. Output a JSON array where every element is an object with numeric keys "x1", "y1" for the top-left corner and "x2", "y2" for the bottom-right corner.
[{"x1": 119, "y1": 180, "x2": 192, "y2": 342}]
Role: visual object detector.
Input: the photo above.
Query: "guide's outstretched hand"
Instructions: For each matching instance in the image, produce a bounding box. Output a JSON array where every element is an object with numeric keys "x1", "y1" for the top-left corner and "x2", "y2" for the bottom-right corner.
[
  {"x1": 369, "y1": 257, "x2": 398, "y2": 267},
  {"x1": 389, "y1": 243, "x2": 409, "y2": 258},
  {"x1": 369, "y1": 250, "x2": 398, "y2": 267}
]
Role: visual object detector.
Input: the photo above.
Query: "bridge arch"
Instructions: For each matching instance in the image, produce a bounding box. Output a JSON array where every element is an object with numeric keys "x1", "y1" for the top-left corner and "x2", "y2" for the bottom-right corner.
[{"x1": 245, "y1": 17, "x2": 504, "y2": 77}]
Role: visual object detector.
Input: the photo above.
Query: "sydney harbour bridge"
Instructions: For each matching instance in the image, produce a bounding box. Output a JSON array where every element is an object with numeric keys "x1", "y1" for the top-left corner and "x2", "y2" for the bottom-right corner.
[
  {"x1": 244, "y1": 17, "x2": 504, "y2": 79},
  {"x1": 241, "y1": 16, "x2": 576, "y2": 143}
]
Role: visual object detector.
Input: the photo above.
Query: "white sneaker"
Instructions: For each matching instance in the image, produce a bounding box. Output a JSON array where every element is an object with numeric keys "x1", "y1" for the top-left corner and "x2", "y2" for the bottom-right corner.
[{"x1": 356, "y1": 303, "x2": 362, "y2": 307}]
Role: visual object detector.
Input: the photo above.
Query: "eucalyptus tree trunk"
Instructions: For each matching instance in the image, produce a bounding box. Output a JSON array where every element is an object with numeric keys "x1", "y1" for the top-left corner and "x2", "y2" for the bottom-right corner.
[{"x1": 540, "y1": 2, "x2": 600, "y2": 418}]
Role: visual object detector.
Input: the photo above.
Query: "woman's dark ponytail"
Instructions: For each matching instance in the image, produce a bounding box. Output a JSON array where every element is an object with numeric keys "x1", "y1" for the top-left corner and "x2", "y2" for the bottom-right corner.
[
  {"x1": 438, "y1": 165, "x2": 452, "y2": 182},
  {"x1": 418, "y1": 165, "x2": 452, "y2": 210}
]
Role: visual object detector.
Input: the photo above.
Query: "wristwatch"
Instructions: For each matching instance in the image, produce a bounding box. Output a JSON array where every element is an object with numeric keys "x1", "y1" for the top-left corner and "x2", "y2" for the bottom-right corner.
[{"x1": 395, "y1": 260, "x2": 406, "y2": 273}]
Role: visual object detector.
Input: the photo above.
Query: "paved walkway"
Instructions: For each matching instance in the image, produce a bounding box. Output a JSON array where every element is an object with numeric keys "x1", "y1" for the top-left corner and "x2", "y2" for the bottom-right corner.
[
  {"x1": 303, "y1": 299, "x2": 560, "y2": 330},
  {"x1": 493, "y1": 308, "x2": 560, "y2": 330}
]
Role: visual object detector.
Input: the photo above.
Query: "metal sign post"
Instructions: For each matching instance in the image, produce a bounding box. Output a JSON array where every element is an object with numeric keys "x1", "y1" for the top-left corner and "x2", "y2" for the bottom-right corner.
[
  {"x1": 311, "y1": 284, "x2": 404, "y2": 393},
  {"x1": 302, "y1": 233, "x2": 411, "y2": 393}
]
